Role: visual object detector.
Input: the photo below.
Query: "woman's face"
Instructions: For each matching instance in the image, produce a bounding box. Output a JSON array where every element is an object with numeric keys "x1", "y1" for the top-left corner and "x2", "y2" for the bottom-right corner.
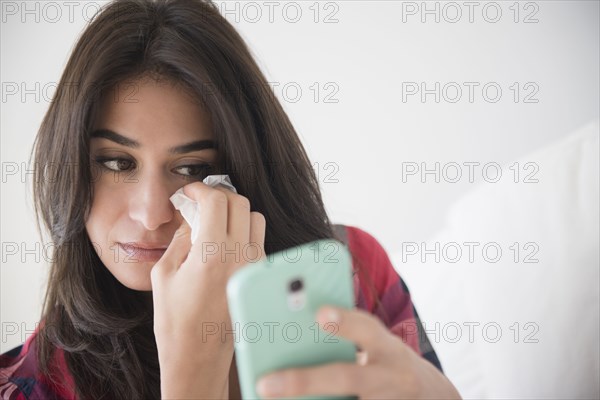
[{"x1": 86, "y1": 76, "x2": 217, "y2": 291}]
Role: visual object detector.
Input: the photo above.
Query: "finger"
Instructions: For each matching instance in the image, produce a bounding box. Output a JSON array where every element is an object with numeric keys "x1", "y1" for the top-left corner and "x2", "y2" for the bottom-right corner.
[
  {"x1": 256, "y1": 362, "x2": 378, "y2": 399},
  {"x1": 316, "y1": 305, "x2": 392, "y2": 361},
  {"x1": 154, "y1": 219, "x2": 192, "y2": 273},
  {"x1": 200, "y1": 185, "x2": 251, "y2": 269},
  {"x1": 248, "y1": 211, "x2": 266, "y2": 263},
  {"x1": 220, "y1": 188, "x2": 251, "y2": 247},
  {"x1": 182, "y1": 181, "x2": 228, "y2": 246}
]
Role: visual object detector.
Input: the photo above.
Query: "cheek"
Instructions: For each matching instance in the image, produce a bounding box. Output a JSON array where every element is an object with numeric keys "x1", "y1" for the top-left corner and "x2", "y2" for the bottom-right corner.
[{"x1": 85, "y1": 182, "x2": 128, "y2": 251}]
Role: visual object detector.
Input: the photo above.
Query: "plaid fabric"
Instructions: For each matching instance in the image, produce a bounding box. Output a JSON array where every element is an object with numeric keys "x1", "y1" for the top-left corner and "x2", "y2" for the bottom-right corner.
[
  {"x1": 339, "y1": 225, "x2": 443, "y2": 373},
  {"x1": 1, "y1": 225, "x2": 442, "y2": 399},
  {"x1": 0, "y1": 321, "x2": 75, "y2": 399}
]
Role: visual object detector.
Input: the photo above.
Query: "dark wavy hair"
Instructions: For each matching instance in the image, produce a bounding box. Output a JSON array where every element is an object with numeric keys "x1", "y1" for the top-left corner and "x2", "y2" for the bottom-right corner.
[{"x1": 29, "y1": 0, "x2": 382, "y2": 398}]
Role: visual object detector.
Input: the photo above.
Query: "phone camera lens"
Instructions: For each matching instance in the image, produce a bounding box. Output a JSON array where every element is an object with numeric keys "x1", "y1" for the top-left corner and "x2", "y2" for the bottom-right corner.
[{"x1": 289, "y1": 278, "x2": 303, "y2": 292}]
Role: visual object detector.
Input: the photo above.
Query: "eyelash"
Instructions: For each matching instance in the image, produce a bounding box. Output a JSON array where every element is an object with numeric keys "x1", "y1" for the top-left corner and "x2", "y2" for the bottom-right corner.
[{"x1": 93, "y1": 157, "x2": 212, "y2": 178}]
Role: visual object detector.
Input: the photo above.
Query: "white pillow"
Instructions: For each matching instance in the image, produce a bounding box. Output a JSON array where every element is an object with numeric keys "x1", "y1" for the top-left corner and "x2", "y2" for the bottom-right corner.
[{"x1": 392, "y1": 120, "x2": 599, "y2": 399}]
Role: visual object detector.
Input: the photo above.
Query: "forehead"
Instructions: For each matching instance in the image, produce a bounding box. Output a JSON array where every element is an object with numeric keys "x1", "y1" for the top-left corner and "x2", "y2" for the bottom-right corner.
[{"x1": 94, "y1": 76, "x2": 213, "y2": 142}]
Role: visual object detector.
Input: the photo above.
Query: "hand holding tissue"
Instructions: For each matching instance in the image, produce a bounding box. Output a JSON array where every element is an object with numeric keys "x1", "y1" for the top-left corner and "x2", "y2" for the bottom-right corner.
[{"x1": 169, "y1": 174, "x2": 238, "y2": 245}]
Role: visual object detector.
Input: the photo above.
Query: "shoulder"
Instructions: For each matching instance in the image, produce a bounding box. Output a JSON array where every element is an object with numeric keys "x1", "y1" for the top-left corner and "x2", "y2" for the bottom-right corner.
[
  {"x1": 0, "y1": 327, "x2": 76, "y2": 400},
  {"x1": 333, "y1": 223, "x2": 383, "y2": 253},
  {"x1": 336, "y1": 224, "x2": 391, "y2": 268},
  {"x1": 334, "y1": 224, "x2": 402, "y2": 295}
]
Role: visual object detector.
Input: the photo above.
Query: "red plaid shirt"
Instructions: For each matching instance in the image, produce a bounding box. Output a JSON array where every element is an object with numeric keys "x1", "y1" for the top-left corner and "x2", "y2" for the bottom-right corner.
[{"x1": 0, "y1": 225, "x2": 442, "y2": 399}]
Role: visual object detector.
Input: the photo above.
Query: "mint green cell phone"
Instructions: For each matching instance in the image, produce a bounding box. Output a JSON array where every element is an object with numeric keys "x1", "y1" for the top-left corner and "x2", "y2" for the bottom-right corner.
[{"x1": 226, "y1": 239, "x2": 358, "y2": 400}]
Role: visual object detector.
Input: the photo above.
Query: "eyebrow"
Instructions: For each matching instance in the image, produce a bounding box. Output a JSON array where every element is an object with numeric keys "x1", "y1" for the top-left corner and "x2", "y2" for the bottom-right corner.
[{"x1": 90, "y1": 129, "x2": 215, "y2": 154}]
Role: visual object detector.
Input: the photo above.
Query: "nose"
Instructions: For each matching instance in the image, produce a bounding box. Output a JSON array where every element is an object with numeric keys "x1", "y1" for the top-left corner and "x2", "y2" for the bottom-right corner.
[{"x1": 128, "y1": 172, "x2": 178, "y2": 231}]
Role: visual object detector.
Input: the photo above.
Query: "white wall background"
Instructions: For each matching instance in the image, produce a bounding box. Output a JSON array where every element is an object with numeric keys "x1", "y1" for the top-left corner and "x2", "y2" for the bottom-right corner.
[{"x1": 1, "y1": 0, "x2": 598, "y2": 383}]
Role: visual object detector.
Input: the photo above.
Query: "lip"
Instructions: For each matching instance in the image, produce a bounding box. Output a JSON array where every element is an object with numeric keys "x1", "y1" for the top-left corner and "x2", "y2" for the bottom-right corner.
[{"x1": 118, "y1": 242, "x2": 168, "y2": 262}]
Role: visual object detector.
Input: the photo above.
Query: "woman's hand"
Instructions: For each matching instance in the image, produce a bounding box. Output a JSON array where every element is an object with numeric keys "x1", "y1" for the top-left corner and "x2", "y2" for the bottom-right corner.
[
  {"x1": 256, "y1": 306, "x2": 462, "y2": 400},
  {"x1": 150, "y1": 181, "x2": 266, "y2": 399}
]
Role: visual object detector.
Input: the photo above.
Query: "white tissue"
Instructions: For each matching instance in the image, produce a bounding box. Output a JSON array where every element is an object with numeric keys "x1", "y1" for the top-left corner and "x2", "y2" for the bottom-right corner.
[{"x1": 169, "y1": 174, "x2": 238, "y2": 245}]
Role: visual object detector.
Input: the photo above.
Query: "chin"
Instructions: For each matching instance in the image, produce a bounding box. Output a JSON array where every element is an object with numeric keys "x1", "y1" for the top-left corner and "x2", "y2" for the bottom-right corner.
[
  {"x1": 108, "y1": 263, "x2": 154, "y2": 292},
  {"x1": 123, "y1": 280, "x2": 153, "y2": 292}
]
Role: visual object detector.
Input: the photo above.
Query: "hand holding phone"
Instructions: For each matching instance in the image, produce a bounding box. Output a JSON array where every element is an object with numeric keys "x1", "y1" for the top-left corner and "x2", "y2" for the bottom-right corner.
[{"x1": 227, "y1": 239, "x2": 358, "y2": 400}]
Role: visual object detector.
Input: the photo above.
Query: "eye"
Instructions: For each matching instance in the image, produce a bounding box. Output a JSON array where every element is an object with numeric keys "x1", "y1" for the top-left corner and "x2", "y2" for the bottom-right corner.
[
  {"x1": 94, "y1": 157, "x2": 134, "y2": 172},
  {"x1": 173, "y1": 164, "x2": 213, "y2": 178}
]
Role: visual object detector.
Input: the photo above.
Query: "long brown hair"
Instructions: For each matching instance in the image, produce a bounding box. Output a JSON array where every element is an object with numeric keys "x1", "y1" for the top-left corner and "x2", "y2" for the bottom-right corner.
[{"x1": 30, "y1": 0, "x2": 380, "y2": 398}]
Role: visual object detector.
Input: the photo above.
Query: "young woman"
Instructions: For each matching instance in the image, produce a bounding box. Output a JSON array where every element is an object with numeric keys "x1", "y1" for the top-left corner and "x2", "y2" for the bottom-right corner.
[{"x1": 0, "y1": 0, "x2": 461, "y2": 399}]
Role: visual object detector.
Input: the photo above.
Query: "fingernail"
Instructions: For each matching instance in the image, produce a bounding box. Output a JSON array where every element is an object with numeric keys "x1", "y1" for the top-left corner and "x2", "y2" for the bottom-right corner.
[
  {"x1": 257, "y1": 375, "x2": 283, "y2": 397},
  {"x1": 321, "y1": 306, "x2": 340, "y2": 323}
]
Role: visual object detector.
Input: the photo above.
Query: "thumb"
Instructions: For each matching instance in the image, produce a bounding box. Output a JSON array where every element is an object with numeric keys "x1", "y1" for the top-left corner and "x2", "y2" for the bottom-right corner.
[{"x1": 156, "y1": 219, "x2": 193, "y2": 272}]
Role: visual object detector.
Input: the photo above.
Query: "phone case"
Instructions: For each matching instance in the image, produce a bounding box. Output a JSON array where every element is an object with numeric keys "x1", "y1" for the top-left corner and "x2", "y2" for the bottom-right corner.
[{"x1": 226, "y1": 239, "x2": 358, "y2": 400}]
